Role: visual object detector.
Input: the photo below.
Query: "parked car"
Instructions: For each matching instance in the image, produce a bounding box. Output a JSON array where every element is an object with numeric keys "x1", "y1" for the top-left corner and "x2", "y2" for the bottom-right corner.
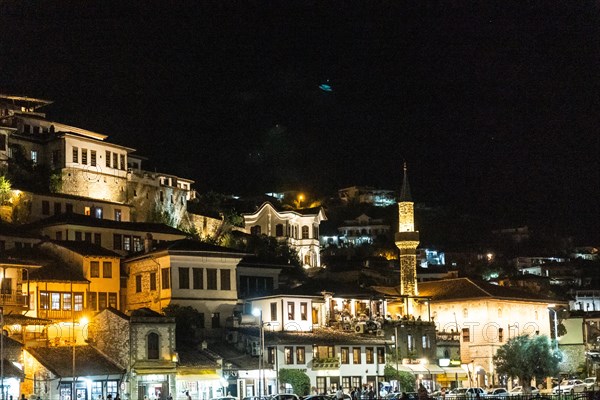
[
  {"x1": 385, "y1": 392, "x2": 419, "y2": 400},
  {"x1": 243, "y1": 397, "x2": 270, "y2": 400},
  {"x1": 447, "y1": 388, "x2": 486, "y2": 398},
  {"x1": 552, "y1": 379, "x2": 586, "y2": 394},
  {"x1": 272, "y1": 395, "x2": 301, "y2": 400},
  {"x1": 509, "y1": 387, "x2": 539, "y2": 396},
  {"x1": 583, "y1": 377, "x2": 598, "y2": 390},
  {"x1": 209, "y1": 397, "x2": 237, "y2": 400},
  {"x1": 304, "y1": 396, "x2": 332, "y2": 400},
  {"x1": 486, "y1": 388, "x2": 509, "y2": 397}
]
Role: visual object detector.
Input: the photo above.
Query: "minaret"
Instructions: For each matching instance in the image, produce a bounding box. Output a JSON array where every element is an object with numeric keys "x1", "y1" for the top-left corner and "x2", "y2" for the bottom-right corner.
[{"x1": 395, "y1": 162, "x2": 420, "y2": 297}]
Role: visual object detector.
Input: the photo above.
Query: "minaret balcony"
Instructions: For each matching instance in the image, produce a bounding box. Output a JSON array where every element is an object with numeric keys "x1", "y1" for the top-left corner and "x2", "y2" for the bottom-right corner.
[{"x1": 395, "y1": 231, "x2": 420, "y2": 243}]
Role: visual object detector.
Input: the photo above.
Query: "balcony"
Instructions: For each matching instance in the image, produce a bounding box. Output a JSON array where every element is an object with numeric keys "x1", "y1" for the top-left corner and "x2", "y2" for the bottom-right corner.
[
  {"x1": 0, "y1": 291, "x2": 29, "y2": 308},
  {"x1": 36, "y1": 309, "x2": 86, "y2": 321}
]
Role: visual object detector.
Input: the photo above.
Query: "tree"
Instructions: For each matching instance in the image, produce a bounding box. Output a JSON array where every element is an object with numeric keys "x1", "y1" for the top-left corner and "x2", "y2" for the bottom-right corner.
[
  {"x1": 163, "y1": 304, "x2": 205, "y2": 345},
  {"x1": 384, "y1": 364, "x2": 416, "y2": 392},
  {"x1": 278, "y1": 369, "x2": 311, "y2": 396},
  {"x1": 0, "y1": 175, "x2": 11, "y2": 205},
  {"x1": 493, "y1": 334, "x2": 561, "y2": 392}
]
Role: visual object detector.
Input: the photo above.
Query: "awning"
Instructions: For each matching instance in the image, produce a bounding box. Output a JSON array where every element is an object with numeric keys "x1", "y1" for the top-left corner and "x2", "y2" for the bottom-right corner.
[
  {"x1": 440, "y1": 366, "x2": 468, "y2": 378},
  {"x1": 404, "y1": 364, "x2": 445, "y2": 375}
]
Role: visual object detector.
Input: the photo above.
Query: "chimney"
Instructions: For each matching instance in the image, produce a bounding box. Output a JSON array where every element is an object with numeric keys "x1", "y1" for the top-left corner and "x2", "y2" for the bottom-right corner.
[{"x1": 144, "y1": 233, "x2": 154, "y2": 253}]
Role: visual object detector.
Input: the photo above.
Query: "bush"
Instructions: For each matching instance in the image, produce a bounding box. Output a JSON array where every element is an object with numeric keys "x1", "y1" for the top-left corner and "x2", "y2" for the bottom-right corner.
[{"x1": 278, "y1": 369, "x2": 311, "y2": 396}]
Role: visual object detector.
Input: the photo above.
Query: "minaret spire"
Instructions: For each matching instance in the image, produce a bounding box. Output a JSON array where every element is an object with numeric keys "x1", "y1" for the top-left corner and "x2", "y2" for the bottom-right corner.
[
  {"x1": 399, "y1": 161, "x2": 412, "y2": 202},
  {"x1": 396, "y1": 162, "x2": 420, "y2": 300}
]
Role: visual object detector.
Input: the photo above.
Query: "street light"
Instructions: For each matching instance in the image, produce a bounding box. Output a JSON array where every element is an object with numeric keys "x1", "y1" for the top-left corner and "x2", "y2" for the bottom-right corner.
[{"x1": 252, "y1": 308, "x2": 265, "y2": 397}]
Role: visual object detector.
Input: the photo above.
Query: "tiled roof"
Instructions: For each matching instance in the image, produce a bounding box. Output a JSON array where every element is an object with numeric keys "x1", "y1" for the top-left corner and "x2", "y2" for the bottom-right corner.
[
  {"x1": 207, "y1": 342, "x2": 259, "y2": 371},
  {"x1": 0, "y1": 222, "x2": 41, "y2": 238},
  {"x1": 374, "y1": 278, "x2": 560, "y2": 303},
  {"x1": 5, "y1": 247, "x2": 88, "y2": 282},
  {"x1": 149, "y1": 239, "x2": 247, "y2": 254},
  {"x1": 26, "y1": 191, "x2": 131, "y2": 206},
  {"x1": 48, "y1": 240, "x2": 122, "y2": 257},
  {"x1": 27, "y1": 345, "x2": 125, "y2": 377},
  {"x1": 0, "y1": 358, "x2": 24, "y2": 378},
  {"x1": 177, "y1": 347, "x2": 220, "y2": 369},
  {"x1": 272, "y1": 279, "x2": 384, "y2": 299},
  {"x1": 22, "y1": 213, "x2": 186, "y2": 235}
]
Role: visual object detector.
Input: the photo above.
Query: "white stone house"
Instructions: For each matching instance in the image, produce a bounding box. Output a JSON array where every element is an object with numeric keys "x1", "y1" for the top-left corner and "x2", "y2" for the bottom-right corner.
[
  {"x1": 242, "y1": 202, "x2": 327, "y2": 268},
  {"x1": 124, "y1": 239, "x2": 248, "y2": 338}
]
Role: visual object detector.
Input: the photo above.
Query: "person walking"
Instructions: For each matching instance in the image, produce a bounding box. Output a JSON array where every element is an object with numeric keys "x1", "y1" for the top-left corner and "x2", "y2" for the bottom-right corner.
[{"x1": 418, "y1": 384, "x2": 428, "y2": 400}]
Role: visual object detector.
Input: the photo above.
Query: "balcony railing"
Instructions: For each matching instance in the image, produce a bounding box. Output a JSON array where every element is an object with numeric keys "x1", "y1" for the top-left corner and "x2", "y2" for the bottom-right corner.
[
  {"x1": 0, "y1": 291, "x2": 29, "y2": 307},
  {"x1": 36, "y1": 309, "x2": 86, "y2": 321}
]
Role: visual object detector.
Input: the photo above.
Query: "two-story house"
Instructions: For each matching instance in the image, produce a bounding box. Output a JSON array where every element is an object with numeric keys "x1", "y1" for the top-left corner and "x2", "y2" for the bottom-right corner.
[
  {"x1": 124, "y1": 239, "x2": 248, "y2": 338},
  {"x1": 242, "y1": 202, "x2": 327, "y2": 269}
]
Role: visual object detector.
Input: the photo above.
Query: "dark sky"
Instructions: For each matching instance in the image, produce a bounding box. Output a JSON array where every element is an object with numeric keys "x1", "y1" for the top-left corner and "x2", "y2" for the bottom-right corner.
[{"x1": 1, "y1": 1, "x2": 599, "y2": 243}]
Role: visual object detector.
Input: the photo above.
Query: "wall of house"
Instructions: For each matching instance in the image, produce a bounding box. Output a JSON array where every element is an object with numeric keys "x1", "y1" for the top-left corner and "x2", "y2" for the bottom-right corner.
[
  {"x1": 249, "y1": 297, "x2": 317, "y2": 332},
  {"x1": 90, "y1": 310, "x2": 130, "y2": 369}
]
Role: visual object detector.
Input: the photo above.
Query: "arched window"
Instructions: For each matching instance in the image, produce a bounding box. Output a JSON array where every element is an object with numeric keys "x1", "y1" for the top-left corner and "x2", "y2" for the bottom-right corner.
[
  {"x1": 301, "y1": 226, "x2": 309, "y2": 239},
  {"x1": 275, "y1": 224, "x2": 284, "y2": 237},
  {"x1": 147, "y1": 332, "x2": 159, "y2": 359},
  {"x1": 250, "y1": 225, "x2": 261, "y2": 235}
]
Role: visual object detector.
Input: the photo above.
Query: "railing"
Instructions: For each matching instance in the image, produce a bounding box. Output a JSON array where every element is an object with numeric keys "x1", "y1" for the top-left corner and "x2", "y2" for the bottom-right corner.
[
  {"x1": 0, "y1": 292, "x2": 29, "y2": 307},
  {"x1": 36, "y1": 309, "x2": 86, "y2": 320}
]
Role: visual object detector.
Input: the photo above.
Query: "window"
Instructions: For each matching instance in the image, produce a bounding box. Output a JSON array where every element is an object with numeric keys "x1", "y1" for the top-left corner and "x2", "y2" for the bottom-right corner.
[
  {"x1": 53, "y1": 202, "x2": 61, "y2": 215},
  {"x1": 207, "y1": 269, "x2": 217, "y2": 290},
  {"x1": 108, "y1": 293, "x2": 117, "y2": 308},
  {"x1": 300, "y1": 302, "x2": 308, "y2": 320},
  {"x1": 302, "y1": 225, "x2": 309, "y2": 239},
  {"x1": 270, "y1": 302, "x2": 277, "y2": 321},
  {"x1": 31, "y1": 150, "x2": 38, "y2": 164},
  {"x1": 114, "y1": 209, "x2": 122, "y2": 221},
  {"x1": 377, "y1": 347, "x2": 385, "y2": 363},
  {"x1": 98, "y1": 293, "x2": 107, "y2": 310},
  {"x1": 147, "y1": 332, "x2": 159, "y2": 359},
  {"x1": 161, "y1": 268, "x2": 171, "y2": 289},
  {"x1": 463, "y1": 308, "x2": 468, "y2": 318},
  {"x1": 211, "y1": 312, "x2": 220, "y2": 328},
  {"x1": 462, "y1": 327, "x2": 471, "y2": 342},
  {"x1": 498, "y1": 328, "x2": 504, "y2": 342},
  {"x1": 123, "y1": 236, "x2": 131, "y2": 251},
  {"x1": 51, "y1": 293, "x2": 60, "y2": 310},
  {"x1": 135, "y1": 275, "x2": 142, "y2": 293},
  {"x1": 94, "y1": 233, "x2": 101, "y2": 245},
  {"x1": 84, "y1": 207, "x2": 91, "y2": 216},
  {"x1": 407, "y1": 334, "x2": 414, "y2": 351},
  {"x1": 88, "y1": 292, "x2": 97, "y2": 311},
  {"x1": 120, "y1": 154, "x2": 125, "y2": 170},
  {"x1": 422, "y1": 335, "x2": 430, "y2": 349},
  {"x1": 42, "y1": 200, "x2": 50, "y2": 215},
  {"x1": 90, "y1": 261, "x2": 100, "y2": 278},
  {"x1": 72, "y1": 147, "x2": 79, "y2": 163},
  {"x1": 113, "y1": 153, "x2": 118, "y2": 169},
  {"x1": 66, "y1": 203, "x2": 73, "y2": 213},
  {"x1": 113, "y1": 234, "x2": 122, "y2": 250},
  {"x1": 284, "y1": 347, "x2": 294, "y2": 364},
  {"x1": 55, "y1": 231, "x2": 62, "y2": 241},
  {"x1": 84, "y1": 232, "x2": 92, "y2": 242},
  {"x1": 342, "y1": 377, "x2": 351, "y2": 392},
  {"x1": 133, "y1": 236, "x2": 142, "y2": 252},
  {"x1": 365, "y1": 347, "x2": 374, "y2": 363},
  {"x1": 296, "y1": 347, "x2": 305, "y2": 364},
  {"x1": 352, "y1": 347, "x2": 361, "y2": 364},
  {"x1": 275, "y1": 224, "x2": 284, "y2": 236},
  {"x1": 193, "y1": 268, "x2": 203, "y2": 289},
  {"x1": 82, "y1": 149, "x2": 88, "y2": 165},
  {"x1": 74, "y1": 293, "x2": 83, "y2": 311},
  {"x1": 94, "y1": 207, "x2": 103, "y2": 219},
  {"x1": 313, "y1": 225, "x2": 319, "y2": 238},
  {"x1": 179, "y1": 267, "x2": 190, "y2": 289},
  {"x1": 106, "y1": 150, "x2": 111, "y2": 167},
  {"x1": 90, "y1": 150, "x2": 96, "y2": 166},
  {"x1": 103, "y1": 261, "x2": 112, "y2": 278},
  {"x1": 220, "y1": 269, "x2": 231, "y2": 290},
  {"x1": 150, "y1": 272, "x2": 157, "y2": 291},
  {"x1": 40, "y1": 292, "x2": 49, "y2": 310},
  {"x1": 341, "y1": 347, "x2": 350, "y2": 364},
  {"x1": 250, "y1": 225, "x2": 261, "y2": 235},
  {"x1": 63, "y1": 293, "x2": 72, "y2": 311},
  {"x1": 287, "y1": 302, "x2": 295, "y2": 319},
  {"x1": 351, "y1": 377, "x2": 362, "y2": 389}
]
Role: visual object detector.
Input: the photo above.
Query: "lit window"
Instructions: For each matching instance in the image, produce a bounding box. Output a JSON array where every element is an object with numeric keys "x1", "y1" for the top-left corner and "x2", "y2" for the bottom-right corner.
[
  {"x1": 63, "y1": 293, "x2": 72, "y2": 311},
  {"x1": 302, "y1": 226, "x2": 309, "y2": 239},
  {"x1": 84, "y1": 207, "x2": 91, "y2": 216},
  {"x1": 31, "y1": 150, "x2": 38, "y2": 164},
  {"x1": 51, "y1": 293, "x2": 60, "y2": 310},
  {"x1": 296, "y1": 347, "x2": 305, "y2": 364},
  {"x1": 74, "y1": 293, "x2": 83, "y2": 311},
  {"x1": 300, "y1": 302, "x2": 308, "y2": 321}
]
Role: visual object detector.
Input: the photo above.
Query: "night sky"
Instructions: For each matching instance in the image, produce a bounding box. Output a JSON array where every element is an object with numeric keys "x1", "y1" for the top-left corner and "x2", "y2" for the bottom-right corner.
[{"x1": 1, "y1": 1, "x2": 599, "y2": 243}]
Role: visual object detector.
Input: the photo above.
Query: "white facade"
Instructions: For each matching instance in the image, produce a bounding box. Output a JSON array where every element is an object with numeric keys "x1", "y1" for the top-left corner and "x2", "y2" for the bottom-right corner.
[
  {"x1": 242, "y1": 202, "x2": 327, "y2": 268},
  {"x1": 247, "y1": 295, "x2": 323, "y2": 332}
]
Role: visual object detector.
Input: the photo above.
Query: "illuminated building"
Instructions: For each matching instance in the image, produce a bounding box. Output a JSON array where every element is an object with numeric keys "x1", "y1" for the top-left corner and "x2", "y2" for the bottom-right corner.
[{"x1": 242, "y1": 202, "x2": 327, "y2": 269}]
